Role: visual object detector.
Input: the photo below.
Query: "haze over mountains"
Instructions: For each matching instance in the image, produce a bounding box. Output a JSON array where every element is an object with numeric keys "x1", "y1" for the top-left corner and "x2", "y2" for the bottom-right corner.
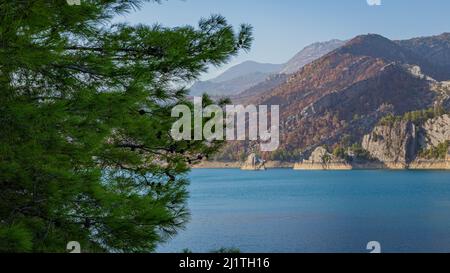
[
  {"x1": 189, "y1": 39, "x2": 345, "y2": 96},
  {"x1": 189, "y1": 61, "x2": 283, "y2": 96},
  {"x1": 212, "y1": 32, "x2": 450, "y2": 162},
  {"x1": 280, "y1": 39, "x2": 345, "y2": 74}
]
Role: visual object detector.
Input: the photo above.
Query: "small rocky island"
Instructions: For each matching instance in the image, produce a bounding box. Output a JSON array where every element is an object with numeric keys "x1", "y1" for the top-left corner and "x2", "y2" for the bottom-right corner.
[
  {"x1": 293, "y1": 147, "x2": 352, "y2": 170},
  {"x1": 241, "y1": 153, "x2": 266, "y2": 171}
]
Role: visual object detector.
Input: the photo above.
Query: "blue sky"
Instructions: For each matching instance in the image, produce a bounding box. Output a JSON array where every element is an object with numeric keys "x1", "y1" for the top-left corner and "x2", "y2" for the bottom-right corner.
[{"x1": 116, "y1": 0, "x2": 450, "y2": 80}]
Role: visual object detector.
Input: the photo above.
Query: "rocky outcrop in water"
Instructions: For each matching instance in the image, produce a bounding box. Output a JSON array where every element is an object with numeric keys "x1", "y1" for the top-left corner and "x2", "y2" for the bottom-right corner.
[
  {"x1": 241, "y1": 153, "x2": 266, "y2": 171},
  {"x1": 294, "y1": 147, "x2": 352, "y2": 170}
]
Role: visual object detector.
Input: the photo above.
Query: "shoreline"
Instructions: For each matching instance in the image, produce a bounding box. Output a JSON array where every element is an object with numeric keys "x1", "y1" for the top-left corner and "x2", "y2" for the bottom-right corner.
[
  {"x1": 192, "y1": 160, "x2": 450, "y2": 170},
  {"x1": 192, "y1": 161, "x2": 294, "y2": 169}
]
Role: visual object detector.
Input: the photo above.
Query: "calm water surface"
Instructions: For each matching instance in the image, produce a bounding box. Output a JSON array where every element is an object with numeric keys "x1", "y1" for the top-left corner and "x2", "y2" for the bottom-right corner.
[{"x1": 157, "y1": 169, "x2": 450, "y2": 253}]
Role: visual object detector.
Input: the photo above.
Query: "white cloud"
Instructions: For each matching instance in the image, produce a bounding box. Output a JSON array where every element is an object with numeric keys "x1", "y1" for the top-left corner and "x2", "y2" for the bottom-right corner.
[{"x1": 367, "y1": 0, "x2": 382, "y2": 6}]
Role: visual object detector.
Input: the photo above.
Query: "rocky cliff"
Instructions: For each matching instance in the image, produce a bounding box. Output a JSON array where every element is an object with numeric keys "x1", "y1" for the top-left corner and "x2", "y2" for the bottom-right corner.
[
  {"x1": 362, "y1": 120, "x2": 418, "y2": 166},
  {"x1": 362, "y1": 114, "x2": 450, "y2": 169},
  {"x1": 421, "y1": 114, "x2": 450, "y2": 149}
]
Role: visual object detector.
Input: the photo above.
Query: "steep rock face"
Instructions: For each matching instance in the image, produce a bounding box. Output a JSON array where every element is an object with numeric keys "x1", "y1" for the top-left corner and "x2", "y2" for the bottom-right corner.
[
  {"x1": 241, "y1": 153, "x2": 266, "y2": 171},
  {"x1": 421, "y1": 114, "x2": 450, "y2": 148},
  {"x1": 432, "y1": 81, "x2": 450, "y2": 109},
  {"x1": 362, "y1": 121, "x2": 418, "y2": 164},
  {"x1": 362, "y1": 114, "x2": 450, "y2": 169},
  {"x1": 308, "y1": 147, "x2": 329, "y2": 163}
]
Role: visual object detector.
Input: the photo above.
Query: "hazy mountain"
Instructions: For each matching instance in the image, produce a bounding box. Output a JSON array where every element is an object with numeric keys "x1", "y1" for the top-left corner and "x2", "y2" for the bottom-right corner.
[
  {"x1": 190, "y1": 40, "x2": 346, "y2": 97},
  {"x1": 210, "y1": 61, "x2": 283, "y2": 83},
  {"x1": 216, "y1": 33, "x2": 450, "y2": 161},
  {"x1": 189, "y1": 61, "x2": 283, "y2": 96},
  {"x1": 280, "y1": 39, "x2": 345, "y2": 74}
]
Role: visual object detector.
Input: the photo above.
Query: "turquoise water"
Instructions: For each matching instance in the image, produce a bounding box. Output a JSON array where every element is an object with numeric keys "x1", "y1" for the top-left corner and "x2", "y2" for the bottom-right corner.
[{"x1": 157, "y1": 169, "x2": 450, "y2": 253}]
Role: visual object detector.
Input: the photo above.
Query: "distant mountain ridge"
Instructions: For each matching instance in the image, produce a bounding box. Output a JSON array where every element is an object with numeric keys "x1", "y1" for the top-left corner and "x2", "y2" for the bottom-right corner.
[
  {"x1": 189, "y1": 61, "x2": 283, "y2": 96},
  {"x1": 189, "y1": 40, "x2": 345, "y2": 96},
  {"x1": 209, "y1": 61, "x2": 283, "y2": 83},
  {"x1": 280, "y1": 39, "x2": 345, "y2": 74},
  {"x1": 396, "y1": 33, "x2": 450, "y2": 67}
]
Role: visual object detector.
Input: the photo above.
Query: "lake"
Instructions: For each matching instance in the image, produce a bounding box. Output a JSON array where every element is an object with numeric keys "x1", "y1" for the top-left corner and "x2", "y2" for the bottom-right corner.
[{"x1": 157, "y1": 169, "x2": 450, "y2": 253}]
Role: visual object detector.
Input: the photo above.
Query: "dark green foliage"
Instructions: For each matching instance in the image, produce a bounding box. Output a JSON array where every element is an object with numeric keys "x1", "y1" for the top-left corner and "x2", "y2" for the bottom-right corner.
[
  {"x1": 321, "y1": 153, "x2": 331, "y2": 164},
  {"x1": 0, "y1": 0, "x2": 252, "y2": 252},
  {"x1": 379, "y1": 107, "x2": 448, "y2": 126},
  {"x1": 182, "y1": 247, "x2": 241, "y2": 253},
  {"x1": 378, "y1": 114, "x2": 402, "y2": 126},
  {"x1": 349, "y1": 143, "x2": 372, "y2": 161},
  {"x1": 210, "y1": 247, "x2": 241, "y2": 253},
  {"x1": 265, "y1": 148, "x2": 300, "y2": 162},
  {"x1": 419, "y1": 141, "x2": 450, "y2": 160},
  {"x1": 332, "y1": 146, "x2": 347, "y2": 160}
]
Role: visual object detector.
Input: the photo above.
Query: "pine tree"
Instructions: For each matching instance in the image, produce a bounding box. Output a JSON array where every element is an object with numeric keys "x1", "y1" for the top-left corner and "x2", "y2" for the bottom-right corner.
[{"x1": 0, "y1": 0, "x2": 252, "y2": 252}]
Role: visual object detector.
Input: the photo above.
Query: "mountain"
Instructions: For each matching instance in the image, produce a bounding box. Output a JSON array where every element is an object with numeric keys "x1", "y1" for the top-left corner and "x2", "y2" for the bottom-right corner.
[
  {"x1": 396, "y1": 33, "x2": 450, "y2": 68},
  {"x1": 362, "y1": 114, "x2": 450, "y2": 168},
  {"x1": 210, "y1": 61, "x2": 283, "y2": 83},
  {"x1": 233, "y1": 74, "x2": 289, "y2": 103},
  {"x1": 190, "y1": 40, "x2": 346, "y2": 97},
  {"x1": 189, "y1": 61, "x2": 283, "y2": 96},
  {"x1": 280, "y1": 39, "x2": 345, "y2": 74},
  {"x1": 215, "y1": 33, "x2": 450, "y2": 162},
  {"x1": 338, "y1": 34, "x2": 450, "y2": 81}
]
